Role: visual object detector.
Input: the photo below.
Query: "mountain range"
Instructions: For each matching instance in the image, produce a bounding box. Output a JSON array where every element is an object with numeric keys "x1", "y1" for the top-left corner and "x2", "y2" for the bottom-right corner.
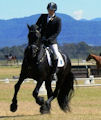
[{"x1": 0, "y1": 13, "x2": 101, "y2": 48}]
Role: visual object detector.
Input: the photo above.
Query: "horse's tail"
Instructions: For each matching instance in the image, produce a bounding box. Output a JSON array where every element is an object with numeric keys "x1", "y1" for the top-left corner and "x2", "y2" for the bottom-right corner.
[{"x1": 57, "y1": 71, "x2": 75, "y2": 112}]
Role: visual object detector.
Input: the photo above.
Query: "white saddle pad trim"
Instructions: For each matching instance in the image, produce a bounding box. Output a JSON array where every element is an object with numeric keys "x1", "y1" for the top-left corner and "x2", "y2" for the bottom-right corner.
[
  {"x1": 45, "y1": 49, "x2": 65, "y2": 67},
  {"x1": 57, "y1": 53, "x2": 65, "y2": 67}
]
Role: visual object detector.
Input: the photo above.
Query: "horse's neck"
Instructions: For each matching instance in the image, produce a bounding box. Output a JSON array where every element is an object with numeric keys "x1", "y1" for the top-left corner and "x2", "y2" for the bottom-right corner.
[
  {"x1": 91, "y1": 54, "x2": 100, "y2": 61},
  {"x1": 37, "y1": 45, "x2": 45, "y2": 62}
]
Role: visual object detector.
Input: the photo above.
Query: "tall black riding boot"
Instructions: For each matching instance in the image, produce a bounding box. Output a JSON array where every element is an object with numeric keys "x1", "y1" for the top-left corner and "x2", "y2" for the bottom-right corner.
[
  {"x1": 52, "y1": 59, "x2": 58, "y2": 81},
  {"x1": 52, "y1": 59, "x2": 58, "y2": 73}
]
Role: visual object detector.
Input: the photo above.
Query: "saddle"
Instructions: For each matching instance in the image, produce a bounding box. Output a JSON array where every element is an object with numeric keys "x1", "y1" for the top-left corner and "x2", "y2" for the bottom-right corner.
[{"x1": 45, "y1": 47, "x2": 65, "y2": 67}]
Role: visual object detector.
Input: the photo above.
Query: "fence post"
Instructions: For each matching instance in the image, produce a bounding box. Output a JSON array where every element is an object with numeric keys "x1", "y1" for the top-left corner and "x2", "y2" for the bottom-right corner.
[
  {"x1": 39, "y1": 82, "x2": 47, "y2": 95},
  {"x1": 5, "y1": 78, "x2": 9, "y2": 83},
  {"x1": 89, "y1": 75, "x2": 95, "y2": 84}
]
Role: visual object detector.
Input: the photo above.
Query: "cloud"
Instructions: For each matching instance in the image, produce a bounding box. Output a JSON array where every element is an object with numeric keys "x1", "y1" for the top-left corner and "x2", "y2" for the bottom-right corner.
[{"x1": 73, "y1": 10, "x2": 83, "y2": 20}]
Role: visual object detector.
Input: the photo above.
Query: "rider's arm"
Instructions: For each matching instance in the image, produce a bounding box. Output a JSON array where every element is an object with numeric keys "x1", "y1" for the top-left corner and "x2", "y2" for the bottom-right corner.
[
  {"x1": 47, "y1": 18, "x2": 61, "y2": 42},
  {"x1": 36, "y1": 14, "x2": 43, "y2": 28}
]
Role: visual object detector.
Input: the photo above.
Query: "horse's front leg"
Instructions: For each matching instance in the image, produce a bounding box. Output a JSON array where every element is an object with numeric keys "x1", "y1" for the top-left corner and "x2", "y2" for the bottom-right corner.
[
  {"x1": 40, "y1": 79, "x2": 61, "y2": 114},
  {"x1": 10, "y1": 76, "x2": 25, "y2": 112},
  {"x1": 33, "y1": 80, "x2": 44, "y2": 106}
]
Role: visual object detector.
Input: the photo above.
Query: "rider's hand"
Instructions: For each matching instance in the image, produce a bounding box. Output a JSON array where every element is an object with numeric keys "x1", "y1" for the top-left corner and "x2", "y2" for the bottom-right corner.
[
  {"x1": 41, "y1": 36, "x2": 46, "y2": 42},
  {"x1": 41, "y1": 36, "x2": 49, "y2": 45}
]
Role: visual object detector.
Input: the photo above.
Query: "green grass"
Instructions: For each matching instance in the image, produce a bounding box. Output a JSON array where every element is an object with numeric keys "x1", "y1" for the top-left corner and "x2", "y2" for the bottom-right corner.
[
  {"x1": 0, "y1": 81, "x2": 101, "y2": 120},
  {"x1": 0, "y1": 65, "x2": 101, "y2": 120},
  {"x1": 0, "y1": 66, "x2": 21, "y2": 79}
]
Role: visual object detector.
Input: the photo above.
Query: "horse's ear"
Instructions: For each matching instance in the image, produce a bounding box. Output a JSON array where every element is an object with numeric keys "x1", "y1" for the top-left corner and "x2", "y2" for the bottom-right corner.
[{"x1": 27, "y1": 24, "x2": 30, "y2": 29}]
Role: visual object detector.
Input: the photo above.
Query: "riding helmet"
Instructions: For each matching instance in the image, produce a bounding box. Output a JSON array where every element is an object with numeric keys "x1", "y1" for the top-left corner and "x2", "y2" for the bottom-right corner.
[{"x1": 47, "y1": 2, "x2": 57, "y2": 11}]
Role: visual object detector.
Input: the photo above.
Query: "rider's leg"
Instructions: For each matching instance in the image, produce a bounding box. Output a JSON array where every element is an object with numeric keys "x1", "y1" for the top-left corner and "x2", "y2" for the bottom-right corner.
[
  {"x1": 49, "y1": 44, "x2": 58, "y2": 73},
  {"x1": 50, "y1": 44, "x2": 59, "y2": 59},
  {"x1": 50, "y1": 44, "x2": 64, "y2": 64},
  {"x1": 49, "y1": 44, "x2": 64, "y2": 75}
]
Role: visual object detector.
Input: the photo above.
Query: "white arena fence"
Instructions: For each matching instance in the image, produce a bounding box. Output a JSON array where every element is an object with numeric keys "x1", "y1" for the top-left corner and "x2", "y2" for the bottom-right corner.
[
  {"x1": 0, "y1": 77, "x2": 101, "y2": 95},
  {"x1": 0, "y1": 76, "x2": 101, "y2": 87}
]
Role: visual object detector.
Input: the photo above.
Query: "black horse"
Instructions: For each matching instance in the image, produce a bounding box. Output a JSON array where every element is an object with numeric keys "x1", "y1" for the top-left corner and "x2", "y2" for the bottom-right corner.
[{"x1": 10, "y1": 24, "x2": 75, "y2": 114}]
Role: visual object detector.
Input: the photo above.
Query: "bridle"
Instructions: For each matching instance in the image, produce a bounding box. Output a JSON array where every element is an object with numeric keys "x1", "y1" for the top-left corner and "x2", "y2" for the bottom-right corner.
[{"x1": 28, "y1": 25, "x2": 46, "y2": 64}]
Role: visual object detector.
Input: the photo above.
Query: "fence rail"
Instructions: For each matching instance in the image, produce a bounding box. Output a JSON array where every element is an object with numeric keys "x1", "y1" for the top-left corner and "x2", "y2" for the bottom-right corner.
[
  {"x1": 72, "y1": 65, "x2": 101, "y2": 78},
  {"x1": 0, "y1": 77, "x2": 101, "y2": 87}
]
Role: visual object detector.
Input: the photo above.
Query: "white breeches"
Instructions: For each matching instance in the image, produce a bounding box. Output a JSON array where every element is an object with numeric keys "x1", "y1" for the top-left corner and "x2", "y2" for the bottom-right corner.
[{"x1": 49, "y1": 44, "x2": 65, "y2": 67}]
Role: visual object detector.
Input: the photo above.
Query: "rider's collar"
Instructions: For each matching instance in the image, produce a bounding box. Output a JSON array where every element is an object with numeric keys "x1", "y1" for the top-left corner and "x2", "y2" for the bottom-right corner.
[
  {"x1": 47, "y1": 13, "x2": 55, "y2": 22},
  {"x1": 48, "y1": 13, "x2": 55, "y2": 18}
]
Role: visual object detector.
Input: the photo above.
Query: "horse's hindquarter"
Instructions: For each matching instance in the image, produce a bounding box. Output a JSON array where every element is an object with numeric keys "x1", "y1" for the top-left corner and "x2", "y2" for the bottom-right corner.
[
  {"x1": 62, "y1": 54, "x2": 71, "y2": 70},
  {"x1": 57, "y1": 54, "x2": 71, "y2": 78},
  {"x1": 96, "y1": 56, "x2": 101, "y2": 67},
  {"x1": 99, "y1": 57, "x2": 101, "y2": 65}
]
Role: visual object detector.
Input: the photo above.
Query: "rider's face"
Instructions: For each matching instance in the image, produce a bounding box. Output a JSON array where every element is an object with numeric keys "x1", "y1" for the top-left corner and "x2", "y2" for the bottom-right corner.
[{"x1": 48, "y1": 9, "x2": 55, "y2": 16}]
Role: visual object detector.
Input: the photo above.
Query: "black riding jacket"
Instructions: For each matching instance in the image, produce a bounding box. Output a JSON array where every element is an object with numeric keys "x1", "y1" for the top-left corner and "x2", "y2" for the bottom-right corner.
[{"x1": 36, "y1": 14, "x2": 61, "y2": 45}]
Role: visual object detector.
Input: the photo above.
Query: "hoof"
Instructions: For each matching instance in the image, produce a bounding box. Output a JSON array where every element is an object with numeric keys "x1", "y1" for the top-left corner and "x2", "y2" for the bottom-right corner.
[
  {"x1": 40, "y1": 102, "x2": 51, "y2": 114},
  {"x1": 10, "y1": 103, "x2": 17, "y2": 112},
  {"x1": 36, "y1": 97, "x2": 45, "y2": 105}
]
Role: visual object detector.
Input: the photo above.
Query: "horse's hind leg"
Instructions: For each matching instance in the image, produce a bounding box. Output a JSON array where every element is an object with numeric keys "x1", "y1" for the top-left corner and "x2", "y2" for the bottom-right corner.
[
  {"x1": 10, "y1": 75, "x2": 25, "y2": 112},
  {"x1": 39, "y1": 78, "x2": 53, "y2": 114},
  {"x1": 33, "y1": 80, "x2": 44, "y2": 106}
]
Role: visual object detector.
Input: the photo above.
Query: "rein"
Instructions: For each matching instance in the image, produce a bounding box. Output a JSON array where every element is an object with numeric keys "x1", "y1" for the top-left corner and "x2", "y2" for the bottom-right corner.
[
  {"x1": 37, "y1": 53, "x2": 46, "y2": 64},
  {"x1": 36, "y1": 48, "x2": 46, "y2": 64}
]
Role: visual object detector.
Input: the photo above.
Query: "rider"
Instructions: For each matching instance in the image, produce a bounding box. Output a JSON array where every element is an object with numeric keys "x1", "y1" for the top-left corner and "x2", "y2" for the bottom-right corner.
[
  {"x1": 36, "y1": 2, "x2": 64, "y2": 74},
  {"x1": 9, "y1": 53, "x2": 12, "y2": 59}
]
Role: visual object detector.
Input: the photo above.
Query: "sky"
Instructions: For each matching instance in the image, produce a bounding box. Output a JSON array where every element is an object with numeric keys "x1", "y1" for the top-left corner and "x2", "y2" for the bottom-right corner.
[{"x1": 0, "y1": 0, "x2": 101, "y2": 20}]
